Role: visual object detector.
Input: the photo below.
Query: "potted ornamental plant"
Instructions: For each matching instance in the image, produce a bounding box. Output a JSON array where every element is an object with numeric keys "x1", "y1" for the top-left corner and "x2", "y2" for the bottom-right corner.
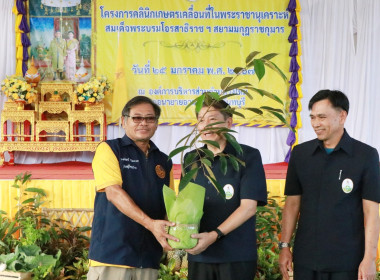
[{"x1": 163, "y1": 51, "x2": 291, "y2": 249}]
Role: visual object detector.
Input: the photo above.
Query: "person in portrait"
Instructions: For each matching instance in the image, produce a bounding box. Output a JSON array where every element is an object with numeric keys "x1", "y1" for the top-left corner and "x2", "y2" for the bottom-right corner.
[
  {"x1": 48, "y1": 30, "x2": 66, "y2": 80},
  {"x1": 64, "y1": 31, "x2": 79, "y2": 81},
  {"x1": 279, "y1": 90, "x2": 380, "y2": 280}
]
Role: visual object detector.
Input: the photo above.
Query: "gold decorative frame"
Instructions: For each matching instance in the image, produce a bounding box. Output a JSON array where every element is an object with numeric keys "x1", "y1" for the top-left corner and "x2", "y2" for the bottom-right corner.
[{"x1": 0, "y1": 110, "x2": 35, "y2": 141}]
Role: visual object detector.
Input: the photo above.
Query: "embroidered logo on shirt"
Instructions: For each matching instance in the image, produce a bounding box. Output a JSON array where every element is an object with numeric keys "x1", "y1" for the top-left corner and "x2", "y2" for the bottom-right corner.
[
  {"x1": 122, "y1": 164, "x2": 137, "y2": 170},
  {"x1": 342, "y1": 178, "x2": 354, "y2": 193},
  {"x1": 121, "y1": 158, "x2": 139, "y2": 163},
  {"x1": 223, "y1": 184, "x2": 234, "y2": 200},
  {"x1": 155, "y1": 165, "x2": 166, "y2": 179}
]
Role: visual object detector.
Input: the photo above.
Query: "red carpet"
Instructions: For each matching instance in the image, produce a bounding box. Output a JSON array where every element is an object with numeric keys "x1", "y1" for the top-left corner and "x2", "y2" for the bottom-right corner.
[{"x1": 0, "y1": 162, "x2": 288, "y2": 180}]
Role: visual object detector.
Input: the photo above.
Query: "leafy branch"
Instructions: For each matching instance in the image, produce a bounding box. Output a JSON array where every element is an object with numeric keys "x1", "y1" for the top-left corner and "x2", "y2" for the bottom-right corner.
[{"x1": 168, "y1": 51, "x2": 290, "y2": 197}]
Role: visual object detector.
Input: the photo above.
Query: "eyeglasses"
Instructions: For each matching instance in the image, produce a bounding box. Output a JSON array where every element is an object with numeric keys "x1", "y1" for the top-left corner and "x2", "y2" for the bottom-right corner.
[{"x1": 125, "y1": 115, "x2": 158, "y2": 123}]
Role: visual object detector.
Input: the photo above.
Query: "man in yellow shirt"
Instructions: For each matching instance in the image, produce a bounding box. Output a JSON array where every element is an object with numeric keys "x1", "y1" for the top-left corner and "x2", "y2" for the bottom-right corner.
[{"x1": 87, "y1": 96, "x2": 177, "y2": 280}]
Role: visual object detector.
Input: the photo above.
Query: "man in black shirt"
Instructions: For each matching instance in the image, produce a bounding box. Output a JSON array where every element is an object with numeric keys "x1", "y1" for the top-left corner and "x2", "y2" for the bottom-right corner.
[{"x1": 279, "y1": 90, "x2": 380, "y2": 280}]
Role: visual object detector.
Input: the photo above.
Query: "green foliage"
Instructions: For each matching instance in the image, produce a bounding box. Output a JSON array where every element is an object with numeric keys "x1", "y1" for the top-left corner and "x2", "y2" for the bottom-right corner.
[
  {"x1": 255, "y1": 247, "x2": 281, "y2": 280},
  {"x1": 255, "y1": 196, "x2": 284, "y2": 280},
  {"x1": 256, "y1": 197, "x2": 283, "y2": 251},
  {"x1": 0, "y1": 172, "x2": 90, "y2": 279},
  {"x1": 42, "y1": 224, "x2": 91, "y2": 272},
  {"x1": 171, "y1": 51, "x2": 290, "y2": 196},
  {"x1": 158, "y1": 259, "x2": 182, "y2": 280},
  {"x1": 376, "y1": 259, "x2": 380, "y2": 279},
  {"x1": 159, "y1": 250, "x2": 188, "y2": 280},
  {"x1": 0, "y1": 244, "x2": 59, "y2": 274},
  {"x1": 0, "y1": 213, "x2": 19, "y2": 255},
  {"x1": 64, "y1": 249, "x2": 89, "y2": 279},
  {"x1": 18, "y1": 216, "x2": 50, "y2": 247}
]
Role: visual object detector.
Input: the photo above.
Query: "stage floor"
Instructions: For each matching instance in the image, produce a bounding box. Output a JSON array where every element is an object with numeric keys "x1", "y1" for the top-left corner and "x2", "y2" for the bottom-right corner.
[
  {"x1": 0, "y1": 161, "x2": 94, "y2": 180},
  {"x1": 0, "y1": 161, "x2": 288, "y2": 217}
]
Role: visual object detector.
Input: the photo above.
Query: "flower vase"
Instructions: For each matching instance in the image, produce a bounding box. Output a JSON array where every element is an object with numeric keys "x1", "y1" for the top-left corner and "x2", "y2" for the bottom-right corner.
[
  {"x1": 15, "y1": 100, "x2": 26, "y2": 110},
  {"x1": 83, "y1": 101, "x2": 92, "y2": 111}
]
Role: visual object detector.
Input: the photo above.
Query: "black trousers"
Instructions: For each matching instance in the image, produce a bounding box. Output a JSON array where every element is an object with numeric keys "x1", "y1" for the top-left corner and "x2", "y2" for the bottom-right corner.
[
  {"x1": 188, "y1": 261, "x2": 256, "y2": 280},
  {"x1": 294, "y1": 265, "x2": 358, "y2": 280}
]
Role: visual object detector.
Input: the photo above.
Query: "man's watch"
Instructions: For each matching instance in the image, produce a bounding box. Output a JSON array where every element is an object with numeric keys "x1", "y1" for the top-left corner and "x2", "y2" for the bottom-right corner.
[
  {"x1": 214, "y1": 228, "x2": 225, "y2": 240},
  {"x1": 278, "y1": 242, "x2": 290, "y2": 249}
]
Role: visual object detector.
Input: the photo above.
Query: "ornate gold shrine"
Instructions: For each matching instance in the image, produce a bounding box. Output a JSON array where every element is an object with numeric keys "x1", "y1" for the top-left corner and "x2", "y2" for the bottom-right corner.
[{"x1": 0, "y1": 81, "x2": 106, "y2": 166}]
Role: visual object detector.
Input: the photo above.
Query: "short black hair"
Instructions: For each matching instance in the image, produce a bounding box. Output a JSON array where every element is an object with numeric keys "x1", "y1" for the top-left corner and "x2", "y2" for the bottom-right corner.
[
  {"x1": 308, "y1": 89, "x2": 349, "y2": 114},
  {"x1": 196, "y1": 98, "x2": 232, "y2": 120},
  {"x1": 122, "y1": 96, "x2": 161, "y2": 118}
]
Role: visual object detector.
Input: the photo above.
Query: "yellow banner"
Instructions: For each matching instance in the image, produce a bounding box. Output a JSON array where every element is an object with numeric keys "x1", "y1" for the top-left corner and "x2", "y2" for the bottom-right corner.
[{"x1": 92, "y1": 1, "x2": 291, "y2": 125}]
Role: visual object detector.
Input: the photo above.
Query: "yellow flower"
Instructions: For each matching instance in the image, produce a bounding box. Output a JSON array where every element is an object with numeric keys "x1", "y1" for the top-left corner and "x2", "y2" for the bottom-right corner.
[
  {"x1": 93, "y1": 93, "x2": 98, "y2": 97},
  {"x1": 26, "y1": 92, "x2": 31, "y2": 99},
  {"x1": 12, "y1": 93, "x2": 19, "y2": 99},
  {"x1": 88, "y1": 97, "x2": 96, "y2": 102},
  {"x1": 77, "y1": 87, "x2": 83, "y2": 93},
  {"x1": 26, "y1": 84, "x2": 31, "y2": 91},
  {"x1": 78, "y1": 96, "x2": 84, "y2": 101}
]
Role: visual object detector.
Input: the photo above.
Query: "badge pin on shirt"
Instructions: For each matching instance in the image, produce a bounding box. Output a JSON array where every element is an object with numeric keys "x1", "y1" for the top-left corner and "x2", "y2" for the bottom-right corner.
[
  {"x1": 342, "y1": 178, "x2": 354, "y2": 193},
  {"x1": 223, "y1": 184, "x2": 234, "y2": 200},
  {"x1": 155, "y1": 165, "x2": 166, "y2": 179}
]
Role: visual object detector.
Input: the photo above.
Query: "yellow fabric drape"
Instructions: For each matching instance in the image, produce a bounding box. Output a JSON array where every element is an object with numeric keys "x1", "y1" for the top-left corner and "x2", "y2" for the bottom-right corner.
[
  {"x1": 13, "y1": 2, "x2": 25, "y2": 76},
  {"x1": 0, "y1": 179, "x2": 96, "y2": 217}
]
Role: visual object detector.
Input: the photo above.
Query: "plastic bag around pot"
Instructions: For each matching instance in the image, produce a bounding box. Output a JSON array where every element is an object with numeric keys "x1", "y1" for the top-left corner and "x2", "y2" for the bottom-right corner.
[{"x1": 163, "y1": 182, "x2": 205, "y2": 249}]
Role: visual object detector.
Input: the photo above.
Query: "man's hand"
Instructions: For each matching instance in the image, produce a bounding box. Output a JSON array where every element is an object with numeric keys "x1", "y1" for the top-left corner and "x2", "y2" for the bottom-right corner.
[
  {"x1": 149, "y1": 220, "x2": 178, "y2": 252},
  {"x1": 359, "y1": 199, "x2": 380, "y2": 280},
  {"x1": 104, "y1": 185, "x2": 179, "y2": 251},
  {"x1": 358, "y1": 257, "x2": 376, "y2": 280},
  {"x1": 185, "y1": 231, "x2": 217, "y2": 255},
  {"x1": 279, "y1": 248, "x2": 293, "y2": 280}
]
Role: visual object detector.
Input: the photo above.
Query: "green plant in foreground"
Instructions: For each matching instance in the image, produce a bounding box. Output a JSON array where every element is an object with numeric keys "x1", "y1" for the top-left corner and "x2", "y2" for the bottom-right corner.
[
  {"x1": 42, "y1": 224, "x2": 91, "y2": 272},
  {"x1": 168, "y1": 51, "x2": 290, "y2": 197},
  {"x1": 158, "y1": 258, "x2": 188, "y2": 280},
  {"x1": 256, "y1": 196, "x2": 283, "y2": 251},
  {"x1": 64, "y1": 249, "x2": 89, "y2": 279},
  {"x1": 255, "y1": 196, "x2": 284, "y2": 280},
  {"x1": 0, "y1": 210, "x2": 19, "y2": 255},
  {"x1": 0, "y1": 244, "x2": 60, "y2": 276},
  {"x1": 255, "y1": 246, "x2": 281, "y2": 280},
  {"x1": 0, "y1": 172, "x2": 91, "y2": 279}
]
